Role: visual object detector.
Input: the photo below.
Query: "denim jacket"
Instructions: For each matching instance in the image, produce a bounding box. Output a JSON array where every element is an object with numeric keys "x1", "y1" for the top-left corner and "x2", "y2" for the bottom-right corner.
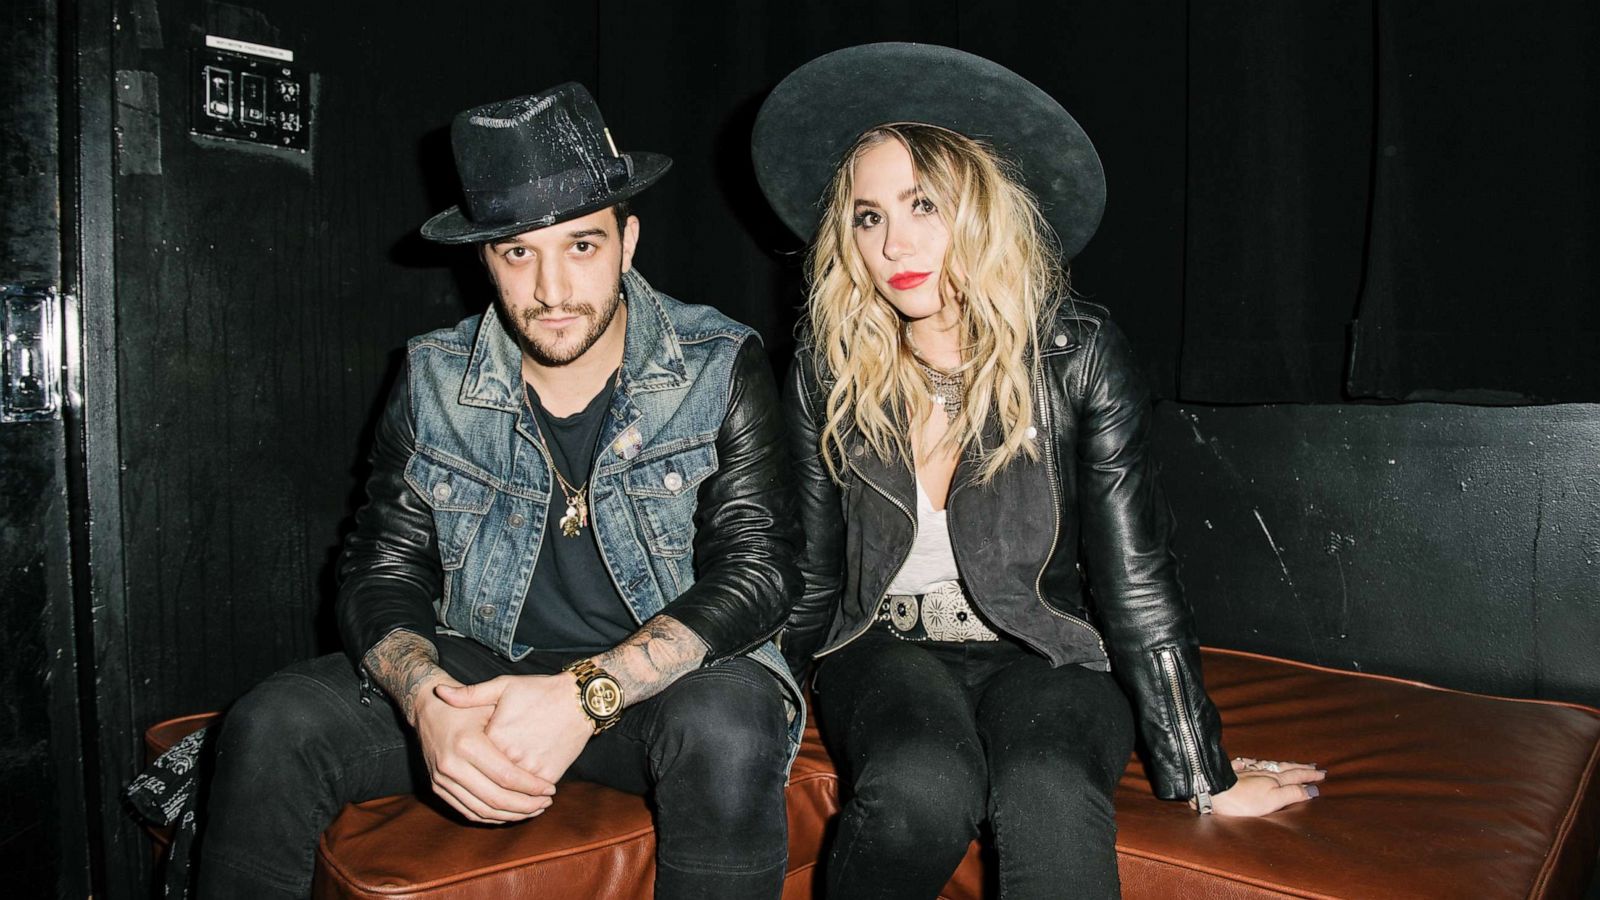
[{"x1": 336, "y1": 268, "x2": 805, "y2": 762}]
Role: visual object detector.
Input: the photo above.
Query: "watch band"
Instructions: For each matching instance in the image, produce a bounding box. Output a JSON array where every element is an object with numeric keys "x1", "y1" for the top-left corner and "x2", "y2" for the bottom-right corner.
[{"x1": 563, "y1": 658, "x2": 624, "y2": 734}]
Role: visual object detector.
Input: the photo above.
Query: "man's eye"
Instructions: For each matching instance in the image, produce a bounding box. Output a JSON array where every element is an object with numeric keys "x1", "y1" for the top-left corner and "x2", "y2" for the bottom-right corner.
[
  {"x1": 573, "y1": 241, "x2": 593, "y2": 254},
  {"x1": 852, "y1": 211, "x2": 881, "y2": 229},
  {"x1": 504, "y1": 247, "x2": 528, "y2": 260}
]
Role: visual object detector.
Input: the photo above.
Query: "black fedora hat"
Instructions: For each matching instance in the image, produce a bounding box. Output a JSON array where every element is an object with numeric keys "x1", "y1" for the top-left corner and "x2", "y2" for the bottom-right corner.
[
  {"x1": 421, "y1": 82, "x2": 671, "y2": 244},
  {"x1": 751, "y1": 43, "x2": 1105, "y2": 259}
]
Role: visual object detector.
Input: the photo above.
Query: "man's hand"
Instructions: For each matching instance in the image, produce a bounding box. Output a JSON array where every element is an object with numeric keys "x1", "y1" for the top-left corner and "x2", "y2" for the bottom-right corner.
[
  {"x1": 412, "y1": 674, "x2": 559, "y2": 824},
  {"x1": 435, "y1": 673, "x2": 593, "y2": 785}
]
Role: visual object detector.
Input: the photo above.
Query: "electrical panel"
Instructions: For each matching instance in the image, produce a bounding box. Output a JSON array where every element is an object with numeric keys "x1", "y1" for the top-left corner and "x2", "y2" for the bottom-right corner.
[{"x1": 192, "y1": 39, "x2": 309, "y2": 151}]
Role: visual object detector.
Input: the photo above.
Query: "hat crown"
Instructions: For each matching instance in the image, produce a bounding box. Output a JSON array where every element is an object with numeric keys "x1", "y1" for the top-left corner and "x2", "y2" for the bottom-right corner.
[{"x1": 450, "y1": 83, "x2": 615, "y2": 193}]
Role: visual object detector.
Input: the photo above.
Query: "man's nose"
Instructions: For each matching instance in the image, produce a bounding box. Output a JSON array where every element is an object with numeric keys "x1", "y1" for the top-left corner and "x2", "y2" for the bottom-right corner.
[{"x1": 533, "y1": 262, "x2": 571, "y2": 306}]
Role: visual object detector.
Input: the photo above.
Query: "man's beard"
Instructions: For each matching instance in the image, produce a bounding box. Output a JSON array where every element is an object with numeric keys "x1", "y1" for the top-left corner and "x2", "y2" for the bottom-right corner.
[{"x1": 509, "y1": 273, "x2": 624, "y2": 367}]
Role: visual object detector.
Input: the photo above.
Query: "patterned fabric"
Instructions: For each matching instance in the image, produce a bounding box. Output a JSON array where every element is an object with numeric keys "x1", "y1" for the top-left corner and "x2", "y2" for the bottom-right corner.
[{"x1": 126, "y1": 725, "x2": 212, "y2": 898}]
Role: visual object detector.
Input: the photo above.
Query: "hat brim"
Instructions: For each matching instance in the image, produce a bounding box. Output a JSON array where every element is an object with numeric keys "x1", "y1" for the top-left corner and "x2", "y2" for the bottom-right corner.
[
  {"x1": 419, "y1": 152, "x2": 673, "y2": 244},
  {"x1": 751, "y1": 43, "x2": 1105, "y2": 259}
]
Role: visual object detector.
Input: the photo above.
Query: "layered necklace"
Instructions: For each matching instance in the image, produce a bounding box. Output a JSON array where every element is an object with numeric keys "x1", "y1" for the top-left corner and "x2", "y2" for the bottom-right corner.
[{"x1": 905, "y1": 324, "x2": 966, "y2": 418}]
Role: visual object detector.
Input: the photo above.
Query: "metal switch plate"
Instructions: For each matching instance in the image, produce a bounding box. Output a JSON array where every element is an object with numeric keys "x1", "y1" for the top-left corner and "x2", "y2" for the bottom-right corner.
[
  {"x1": 2, "y1": 284, "x2": 63, "y2": 423},
  {"x1": 192, "y1": 47, "x2": 309, "y2": 150}
]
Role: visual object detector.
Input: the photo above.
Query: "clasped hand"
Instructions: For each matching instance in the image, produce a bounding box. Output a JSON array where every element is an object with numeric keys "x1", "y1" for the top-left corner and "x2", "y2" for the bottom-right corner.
[{"x1": 412, "y1": 672, "x2": 593, "y2": 824}]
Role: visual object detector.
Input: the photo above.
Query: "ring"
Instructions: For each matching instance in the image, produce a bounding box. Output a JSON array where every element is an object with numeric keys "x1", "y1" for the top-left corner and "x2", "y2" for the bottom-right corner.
[{"x1": 1263, "y1": 761, "x2": 1282, "y2": 773}]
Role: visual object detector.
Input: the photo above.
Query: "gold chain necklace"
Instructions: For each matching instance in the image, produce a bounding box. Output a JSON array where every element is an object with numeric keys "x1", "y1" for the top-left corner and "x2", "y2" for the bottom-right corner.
[{"x1": 525, "y1": 383, "x2": 593, "y2": 538}]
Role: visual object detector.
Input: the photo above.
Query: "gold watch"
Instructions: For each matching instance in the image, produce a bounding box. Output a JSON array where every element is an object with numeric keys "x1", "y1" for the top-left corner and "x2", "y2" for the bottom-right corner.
[{"x1": 563, "y1": 659, "x2": 624, "y2": 734}]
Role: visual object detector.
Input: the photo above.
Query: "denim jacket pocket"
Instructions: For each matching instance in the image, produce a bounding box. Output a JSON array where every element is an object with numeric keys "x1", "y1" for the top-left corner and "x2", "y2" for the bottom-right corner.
[
  {"x1": 622, "y1": 441, "x2": 718, "y2": 558},
  {"x1": 405, "y1": 452, "x2": 495, "y2": 570}
]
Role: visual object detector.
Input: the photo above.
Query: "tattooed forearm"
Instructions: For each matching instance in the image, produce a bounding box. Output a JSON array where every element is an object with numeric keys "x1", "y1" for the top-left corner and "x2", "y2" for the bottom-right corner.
[
  {"x1": 589, "y1": 615, "x2": 709, "y2": 707},
  {"x1": 362, "y1": 629, "x2": 448, "y2": 726}
]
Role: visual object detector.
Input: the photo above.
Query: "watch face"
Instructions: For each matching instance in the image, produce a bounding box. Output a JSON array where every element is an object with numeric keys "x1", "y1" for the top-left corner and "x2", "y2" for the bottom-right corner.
[{"x1": 583, "y1": 675, "x2": 623, "y2": 718}]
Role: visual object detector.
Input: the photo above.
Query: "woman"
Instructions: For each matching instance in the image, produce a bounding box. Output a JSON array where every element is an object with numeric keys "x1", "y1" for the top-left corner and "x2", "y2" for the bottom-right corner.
[{"x1": 752, "y1": 44, "x2": 1326, "y2": 898}]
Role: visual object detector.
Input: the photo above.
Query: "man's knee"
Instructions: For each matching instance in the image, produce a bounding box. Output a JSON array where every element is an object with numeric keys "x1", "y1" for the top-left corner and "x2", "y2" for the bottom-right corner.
[
  {"x1": 213, "y1": 655, "x2": 367, "y2": 790},
  {"x1": 651, "y1": 661, "x2": 789, "y2": 796}
]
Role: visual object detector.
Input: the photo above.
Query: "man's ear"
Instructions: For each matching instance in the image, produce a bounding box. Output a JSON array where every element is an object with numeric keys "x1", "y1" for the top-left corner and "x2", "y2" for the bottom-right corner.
[{"x1": 620, "y1": 215, "x2": 641, "y2": 273}]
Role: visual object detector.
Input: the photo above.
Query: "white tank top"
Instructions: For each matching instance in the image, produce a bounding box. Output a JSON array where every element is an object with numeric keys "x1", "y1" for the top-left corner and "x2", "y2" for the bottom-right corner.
[{"x1": 884, "y1": 478, "x2": 961, "y2": 595}]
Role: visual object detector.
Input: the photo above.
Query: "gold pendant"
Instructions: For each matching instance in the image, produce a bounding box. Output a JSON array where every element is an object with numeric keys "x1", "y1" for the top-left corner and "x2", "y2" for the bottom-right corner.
[{"x1": 558, "y1": 488, "x2": 588, "y2": 537}]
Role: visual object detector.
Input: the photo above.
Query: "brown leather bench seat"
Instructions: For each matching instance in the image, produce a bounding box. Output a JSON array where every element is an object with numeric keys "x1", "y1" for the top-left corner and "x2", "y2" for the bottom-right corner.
[{"x1": 146, "y1": 648, "x2": 1600, "y2": 898}]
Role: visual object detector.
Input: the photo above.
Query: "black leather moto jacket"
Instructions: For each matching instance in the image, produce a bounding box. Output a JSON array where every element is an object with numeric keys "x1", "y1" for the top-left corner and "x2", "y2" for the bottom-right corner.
[{"x1": 782, "y1": 301, "x2": 1236, "y2": 802}]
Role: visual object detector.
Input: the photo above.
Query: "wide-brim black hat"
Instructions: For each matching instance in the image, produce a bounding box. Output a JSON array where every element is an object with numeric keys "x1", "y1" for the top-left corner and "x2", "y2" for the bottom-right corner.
[
  {"x1": 751, "y1": 43, "x2": 1105, "y2": 259},
  {"x1": 422, "y1": 82, "x2": 671, "y2": 244}
]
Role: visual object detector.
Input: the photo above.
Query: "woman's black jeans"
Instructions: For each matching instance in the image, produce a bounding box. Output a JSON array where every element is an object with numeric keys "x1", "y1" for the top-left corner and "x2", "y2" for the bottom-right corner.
[
  {"x1": 813, "y1": 629, "x2": 1136, "y2": 900},
  {"x1": 198, "y1": 635, "x2": 790, "y2": 899}
]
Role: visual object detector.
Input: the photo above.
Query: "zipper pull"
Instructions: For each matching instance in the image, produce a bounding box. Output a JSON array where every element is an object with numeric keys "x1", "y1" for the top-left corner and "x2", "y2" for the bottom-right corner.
[{"x1": 1194, "y1": 789, "x2": 1214, "y2": 815}]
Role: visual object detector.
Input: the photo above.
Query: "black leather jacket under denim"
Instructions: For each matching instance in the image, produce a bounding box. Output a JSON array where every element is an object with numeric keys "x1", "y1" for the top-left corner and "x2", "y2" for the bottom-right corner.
[{"x1": 782, "y1": 301, "x2": 1236, "y2": 801}]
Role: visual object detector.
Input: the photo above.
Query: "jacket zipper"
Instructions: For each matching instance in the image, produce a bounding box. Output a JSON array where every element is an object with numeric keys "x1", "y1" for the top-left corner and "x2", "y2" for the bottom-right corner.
[
  {"x1": 1157, "y1": 647, "x2": 1212, "y2": 809},
  {"x1": 814, "y1": 456, "x2": 917, "y2": 658},
  {"x1": 1032, "y1": 366, "x2": 1107, "y2": 655}
]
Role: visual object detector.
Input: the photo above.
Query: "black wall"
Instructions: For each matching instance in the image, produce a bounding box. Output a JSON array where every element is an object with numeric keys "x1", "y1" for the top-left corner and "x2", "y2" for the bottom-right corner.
[
  {"x1": 1151, "y1": 402, "x2": 1600, "y2": 707},
  {"x1": 8, "y1": 1, "x2": 1597, "y2": 896}
]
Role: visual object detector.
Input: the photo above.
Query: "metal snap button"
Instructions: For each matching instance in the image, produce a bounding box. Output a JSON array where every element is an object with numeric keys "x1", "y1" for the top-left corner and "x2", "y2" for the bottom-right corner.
[
  {"x1": 663, "y1": 471, "x2": 683, "y2": 492},
  {"x1": 1054, "y1": 334, "x2": 1068, "y2": 347},
  {"x1": 432, "y1": 481, "x2": 453, "y2": 502},
  {"x1": 1025, "y1": 426, "x2": 1038, "y2": 439},
  {"x1": 477, "y1": 604, "x2": 495, "y2": 618},
  {"x1": 508, "y1": 512, "x2": 525, "y2": 527},
  {"x1": 851, "y1": 444, "x2": 865, "y2": 458}
]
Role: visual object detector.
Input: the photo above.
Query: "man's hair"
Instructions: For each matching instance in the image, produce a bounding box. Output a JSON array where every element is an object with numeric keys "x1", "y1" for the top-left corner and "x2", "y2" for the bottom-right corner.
[
  {"x1": 477, "y1": 201, "x2": 634, "y2": 255},
  {"x1": 805, "y1": 123, "x2": 1064, "y2": 484}
]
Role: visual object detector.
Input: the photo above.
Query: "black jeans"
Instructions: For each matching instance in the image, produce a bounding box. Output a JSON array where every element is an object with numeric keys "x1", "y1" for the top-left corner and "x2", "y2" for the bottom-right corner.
[
  {"x1": 813, "y1": 629, "x2": 1135, "y2": 900},
  {"x1": 198, "y1": 635, "x2": 790, "y2": 899}
]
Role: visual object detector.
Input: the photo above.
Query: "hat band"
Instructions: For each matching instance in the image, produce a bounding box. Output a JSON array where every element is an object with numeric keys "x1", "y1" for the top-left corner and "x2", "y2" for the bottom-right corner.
[{"x1": 462, "y1": 155, "x2": 632, "y2": 228}]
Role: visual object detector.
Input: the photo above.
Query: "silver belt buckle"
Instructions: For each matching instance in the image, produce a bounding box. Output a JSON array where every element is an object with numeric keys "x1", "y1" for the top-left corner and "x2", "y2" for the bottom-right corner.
[{"x1": 884, "y1": 582, "x2": 1000, "y2": 642}]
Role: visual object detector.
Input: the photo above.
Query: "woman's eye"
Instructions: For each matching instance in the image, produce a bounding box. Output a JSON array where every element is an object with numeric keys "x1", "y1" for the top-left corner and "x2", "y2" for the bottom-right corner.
[
  {"x1": 852, "y1": 211, "x2": 881, "y2": 229},
  {"x1": 912, "y1": 197, "x2": 937, "y2": 215}
]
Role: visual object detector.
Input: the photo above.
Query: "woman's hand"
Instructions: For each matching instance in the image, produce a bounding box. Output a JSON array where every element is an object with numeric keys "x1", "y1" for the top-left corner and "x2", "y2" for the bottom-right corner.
[{"x1": 1205, "y1": 757, "x2": 1326, "y2": 817}]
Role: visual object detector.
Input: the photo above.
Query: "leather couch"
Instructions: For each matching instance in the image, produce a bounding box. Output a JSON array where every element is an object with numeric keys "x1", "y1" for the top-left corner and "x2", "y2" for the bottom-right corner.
[{"x1": 146, "y1": 647, "x2": 1600, "y2": 898}]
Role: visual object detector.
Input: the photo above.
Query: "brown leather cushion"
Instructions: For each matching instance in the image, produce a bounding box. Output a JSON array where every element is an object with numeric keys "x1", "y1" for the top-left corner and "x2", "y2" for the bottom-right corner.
[{"x1": 146, "y1": 648, "x2": 1600, "y2": 899}]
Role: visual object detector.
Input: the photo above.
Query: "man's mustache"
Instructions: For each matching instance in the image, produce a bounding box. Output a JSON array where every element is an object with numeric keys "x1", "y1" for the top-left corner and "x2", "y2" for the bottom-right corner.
[{"x1": 522, "y1": 304, "x2": 597, "y2": 321}]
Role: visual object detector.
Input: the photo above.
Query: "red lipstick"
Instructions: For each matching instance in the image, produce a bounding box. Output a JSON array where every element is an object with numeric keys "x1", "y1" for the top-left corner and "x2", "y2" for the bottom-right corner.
[{"x1": 888, "y1": 271, "x2": 931, "y2": 290}]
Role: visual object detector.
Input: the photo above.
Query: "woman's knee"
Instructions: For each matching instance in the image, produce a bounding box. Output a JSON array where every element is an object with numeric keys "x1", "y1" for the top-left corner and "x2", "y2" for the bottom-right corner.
[{"x1": 848, "y1": 729, "x2": 988, "y2": 841}]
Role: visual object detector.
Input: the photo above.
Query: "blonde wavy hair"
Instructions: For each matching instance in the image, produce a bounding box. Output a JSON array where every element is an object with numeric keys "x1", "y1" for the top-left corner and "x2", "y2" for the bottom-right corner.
[{"x1": 806, "y1": 123, "x2": 1066, "y2": 483}]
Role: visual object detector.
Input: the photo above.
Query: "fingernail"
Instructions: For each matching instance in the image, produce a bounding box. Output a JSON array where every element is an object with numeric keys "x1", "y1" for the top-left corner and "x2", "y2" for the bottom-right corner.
[{"x1": 1306, "y1": 785, "x2": 1320, "y2": 799}]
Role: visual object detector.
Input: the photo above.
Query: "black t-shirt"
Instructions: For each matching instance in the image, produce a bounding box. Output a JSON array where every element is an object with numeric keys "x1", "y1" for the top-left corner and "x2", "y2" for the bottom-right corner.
[{"x1": 513, "y1": 374, "x2": 636, "y2": 654}]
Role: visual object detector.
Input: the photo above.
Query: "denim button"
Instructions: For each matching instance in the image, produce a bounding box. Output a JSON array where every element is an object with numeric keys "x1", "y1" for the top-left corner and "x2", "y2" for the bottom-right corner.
[
  {"x1": 663, "y1": 471, "x2": 683, "y2": 492},
  {"x1": 508, "y1": 512, "x2": 525, "y2": 527},
  {"x1": 477, "y1": 604, "x2": 495, "y2": 618},
  {"x1": 432, "y1": 481, "x2": 452, "y2": 502},
  {"x1": 1053, "y1": 334, "x2": 1068, "y2": 348}
]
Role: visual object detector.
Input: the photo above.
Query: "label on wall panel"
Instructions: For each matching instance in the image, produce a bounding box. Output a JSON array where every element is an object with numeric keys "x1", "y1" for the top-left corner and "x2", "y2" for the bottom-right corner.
[{"x1": 204, "y1": 35, "x2": 294, "y2": 62}]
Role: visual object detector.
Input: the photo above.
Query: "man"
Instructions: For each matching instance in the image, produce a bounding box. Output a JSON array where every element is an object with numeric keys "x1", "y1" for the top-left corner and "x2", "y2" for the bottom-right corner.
[{"x1": 198, "y1": 82, "x2": 803, "y2": 899}]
